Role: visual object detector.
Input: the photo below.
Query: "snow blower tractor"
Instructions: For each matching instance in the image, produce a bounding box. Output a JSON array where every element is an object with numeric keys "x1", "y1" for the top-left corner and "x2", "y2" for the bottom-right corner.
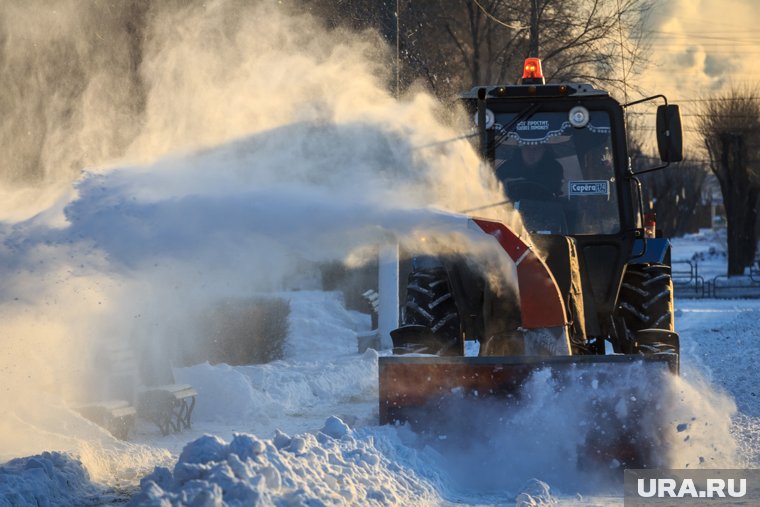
[{"x1": 379, "y1": 58, "x2": 684, "y2": 468}]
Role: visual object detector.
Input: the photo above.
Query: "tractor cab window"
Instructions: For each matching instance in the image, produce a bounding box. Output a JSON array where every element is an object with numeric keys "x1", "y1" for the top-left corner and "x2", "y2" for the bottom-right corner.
[{"x1": 493, "y1": 110, "x2": 619, "y2": 235}]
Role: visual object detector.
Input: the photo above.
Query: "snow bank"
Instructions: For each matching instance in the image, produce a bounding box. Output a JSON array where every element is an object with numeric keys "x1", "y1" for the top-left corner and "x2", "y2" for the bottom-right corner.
[
  {"x1": 173, "y1": 349, "x2": 378, "y2": 434},
  {"x1": 284, "y1": 291, "x2": 362, "y2": 360},
  {"x1": 128, "y1": 417, "x2": 441, "y2": 507},
  {"x1": 172, "y1": 290, "x2": 379, "y2": 436},
  {"x1": 0, "y1": 452, "x2": 106, "y2": 507},
  {"x1": 670, "y1": 228, "x2": 728, "y2": 279}
]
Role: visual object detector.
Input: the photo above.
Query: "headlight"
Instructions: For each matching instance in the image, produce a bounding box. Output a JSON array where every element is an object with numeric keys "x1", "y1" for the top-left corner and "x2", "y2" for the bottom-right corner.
[
  {"x1": 473, "y1": 108, "x2": 495, "y2": 129},
  {"x1": 569, "y1": 106, "x2": 590, "y2": 128}
]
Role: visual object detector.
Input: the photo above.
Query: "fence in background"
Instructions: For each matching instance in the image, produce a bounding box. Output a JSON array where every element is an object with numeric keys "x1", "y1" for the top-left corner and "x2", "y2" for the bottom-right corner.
[{"x1": 672, "y1": 259, "x2": 760, "y2": 299}]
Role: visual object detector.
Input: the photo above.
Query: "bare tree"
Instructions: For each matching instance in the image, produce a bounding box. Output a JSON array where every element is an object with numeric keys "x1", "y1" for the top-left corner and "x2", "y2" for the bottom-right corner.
[
  {"x1": 398, "y1": 0, "x2": 653, "y2": 97},
  {"x1": 636, "y1": 156, "x2": 710, "y2": 238},
  {"x1": 626, "y1": 120, "x2": 710, "y2": 238},
  {"x1": 306, "y1": 0, "x2": 652, "y2": 98},
  {"x1": 698, "y1": 89, "x2": 760, "y2": 275}
]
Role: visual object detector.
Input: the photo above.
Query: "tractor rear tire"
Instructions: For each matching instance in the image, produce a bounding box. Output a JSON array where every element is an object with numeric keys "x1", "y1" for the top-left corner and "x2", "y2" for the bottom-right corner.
[
  {"x1": 616, "y1": 264, "x2": 676, "y2": 355},
  {"x1": 617, "y1": 264, "x2": 674, "y2": 332},
  {"x1": 393, "y1": 267, "x2": 462, "y2": 355}
]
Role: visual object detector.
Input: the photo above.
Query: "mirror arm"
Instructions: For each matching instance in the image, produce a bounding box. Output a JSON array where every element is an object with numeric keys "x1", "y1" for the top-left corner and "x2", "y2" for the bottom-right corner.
[
  {"x1": 477, "y1": 88, "x2": 488, "y2": 160},
  {"x1": 631, "y1": 160, "x2": 670, "y2": 176},
  {"x1": 628, "y1": 175, "x2": 648, "y2": 258},
  {"x1": 623, "y1": 94, "x2": 668, "y2": 109},
  {"x1": 625, "y1": 93, "x2": 682, "y2": 171}
]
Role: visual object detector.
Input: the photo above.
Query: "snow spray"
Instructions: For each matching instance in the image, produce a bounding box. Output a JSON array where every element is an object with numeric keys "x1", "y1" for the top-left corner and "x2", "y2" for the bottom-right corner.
[
  {"x1": 397, "y1": 361, "x2": 742, "y2": 500},
  {"x1": 0, "y1": 0, "x2": 516, "y2": 483}
]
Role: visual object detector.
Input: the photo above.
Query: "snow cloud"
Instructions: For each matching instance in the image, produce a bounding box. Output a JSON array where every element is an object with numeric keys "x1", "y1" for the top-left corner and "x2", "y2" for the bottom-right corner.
[
  {"x1": 0, "y1": 0, "x2": 517, "y2": 475},
  {"x1": 391, "y1": 362, "x2": 741, "y2": 497}
]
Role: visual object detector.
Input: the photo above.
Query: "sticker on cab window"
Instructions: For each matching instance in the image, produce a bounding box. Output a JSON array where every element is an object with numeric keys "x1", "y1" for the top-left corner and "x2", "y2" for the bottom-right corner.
[{"x1": 568, "y1": 180, "x2": 609, "y2": 196}]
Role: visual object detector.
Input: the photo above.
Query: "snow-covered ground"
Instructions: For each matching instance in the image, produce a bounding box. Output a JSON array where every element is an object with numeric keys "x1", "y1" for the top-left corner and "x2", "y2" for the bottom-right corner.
[
  {"x1": 122, "y1": 284, "x2": 760, "y2": 506},
  {"x1": 1, "y1": 232, "x2": 758, "y2": 506}
]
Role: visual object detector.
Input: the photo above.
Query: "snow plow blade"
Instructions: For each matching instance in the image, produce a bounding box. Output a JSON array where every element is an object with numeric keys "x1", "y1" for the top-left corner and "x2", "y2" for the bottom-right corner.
[
  {"x1": 378, "y1": 354, "x2": 676, "y2": 426},
  {"x1": 379, "y1": 354, "x2": 678, "y2": 468}
]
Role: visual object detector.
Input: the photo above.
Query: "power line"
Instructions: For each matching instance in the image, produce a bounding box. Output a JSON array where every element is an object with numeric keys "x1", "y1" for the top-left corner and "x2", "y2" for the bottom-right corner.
[
  {"x1": 628, "y1": 111, "x2": 760, "y2": 118},
  {"x1": 649, "y1": 30, "x2": 760, "y2": 35},
  {"x1": 645, "y1": 31, "x2": 760, "y2": 44},
  {"x1": 648, "y1": 15, "x2": 758, "y2": 31},
  {"x1": 661, "y1": 97, "x2": 760, "y2": 104},
  {"x1": 471, "y1": 0, "x2": 525, "y2": 30}
]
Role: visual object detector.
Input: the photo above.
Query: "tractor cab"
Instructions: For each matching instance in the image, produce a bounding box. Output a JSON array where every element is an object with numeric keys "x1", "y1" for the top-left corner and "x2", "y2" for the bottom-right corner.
[
  {"x1": 490, "y1": 105, "x2": 620, "y2": 236},
  {"x1": 462, "y1": 58, "x2": 682, "y2": 238},
  {"x1": 462, "y1": 60, "x2": 634, "y2": 238},
  {"x1": 459, "y1": 58, "x2": 683, "y2": 349}
]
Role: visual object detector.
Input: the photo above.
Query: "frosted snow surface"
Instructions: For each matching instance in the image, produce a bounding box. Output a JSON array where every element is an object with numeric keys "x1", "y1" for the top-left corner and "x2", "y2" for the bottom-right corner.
[
  {"x1": 0, "y1": 452, "x2": 106, "y2": 507},
  {"x1": 670, "y1": 228, "x2": 730, "y2": 280},
  {"x1": 2, "y1": 236, "x2": 759, "y2": 506}
]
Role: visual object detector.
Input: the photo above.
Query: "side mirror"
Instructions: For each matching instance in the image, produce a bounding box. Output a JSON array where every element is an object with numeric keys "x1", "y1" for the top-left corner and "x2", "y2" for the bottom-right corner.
[{"x1": 656, "y1": 104, "x2": 683, "y2": 163}]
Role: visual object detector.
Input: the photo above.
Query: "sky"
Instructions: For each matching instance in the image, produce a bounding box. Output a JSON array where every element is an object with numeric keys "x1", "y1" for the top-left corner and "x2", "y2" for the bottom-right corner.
[{"x1": 637, "y1": 0, "x2": 760, "y2": 151}]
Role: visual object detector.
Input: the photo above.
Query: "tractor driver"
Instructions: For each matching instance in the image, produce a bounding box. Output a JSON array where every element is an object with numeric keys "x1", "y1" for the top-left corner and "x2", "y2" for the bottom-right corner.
[{"x1": 497, "y1": 142, "x2": 564, "y2": 199}]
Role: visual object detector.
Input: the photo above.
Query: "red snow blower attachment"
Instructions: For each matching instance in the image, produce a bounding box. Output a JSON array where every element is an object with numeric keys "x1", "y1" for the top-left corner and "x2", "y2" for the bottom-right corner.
[{"x1": 379, "y1": 58, "x2": 683, "y2": 469}]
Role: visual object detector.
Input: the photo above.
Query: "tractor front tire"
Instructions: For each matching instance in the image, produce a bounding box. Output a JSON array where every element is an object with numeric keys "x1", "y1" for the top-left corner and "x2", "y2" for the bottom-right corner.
[{"x1": 392, "y1": 267, "x2": 463, "y2": 355}]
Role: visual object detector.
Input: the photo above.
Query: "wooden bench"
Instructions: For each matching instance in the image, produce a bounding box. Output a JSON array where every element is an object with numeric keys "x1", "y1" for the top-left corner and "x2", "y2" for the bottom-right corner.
[
  {"x1": 79, "y1": 340, "x2": 198, "y2": 439},
  {"x1": 77, "y1": 400, "x2": 137, "y2": 440},
  {"x1": 137, "y1": 384, "x2": 198, "y2": 436}
]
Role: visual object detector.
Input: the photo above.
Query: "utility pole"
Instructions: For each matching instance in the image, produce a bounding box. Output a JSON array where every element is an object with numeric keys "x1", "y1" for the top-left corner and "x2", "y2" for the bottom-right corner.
[
  {"x1": 395, "y1": 0, "x2": 400, "y2": 98},
  {"x1": 529, "y1": 0, "x2": 539, "y2": 57},
  {"x1": 378, "y1": 243, "x2": 399, "y2": 350}
]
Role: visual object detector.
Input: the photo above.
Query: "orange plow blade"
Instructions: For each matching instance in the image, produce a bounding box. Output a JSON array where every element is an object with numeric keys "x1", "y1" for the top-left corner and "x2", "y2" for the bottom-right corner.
[
  {"x1": 378, "y1": 354, "x2": 677, "y2": 468},
  {"x1": 379, "y1": 354, "x2": 675, "y2": 425}
]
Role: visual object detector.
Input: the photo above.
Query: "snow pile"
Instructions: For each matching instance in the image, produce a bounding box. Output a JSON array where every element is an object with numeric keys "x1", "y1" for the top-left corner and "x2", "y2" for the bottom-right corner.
[
  {"x1": 137, "y1": 357, "x2": 743, "y2": 506},
  {"x1": 284, "y1": 291, "x2": 367, "y2": 360},
  {"x1": 128, "y1": 417, "x2": 440, "y2": 507},
  {"x1": 173, "y1": 348, "x2": 379, "y2": 436},
  {"x1": 515, "y1": 479, "x2": 558, "y2": 507},
  {"x1": 0, "y1": 452, "x2": 106, "y2": 507},
  {"x1": 171, "y1": 290, "x2": 378, "y2": 437}
]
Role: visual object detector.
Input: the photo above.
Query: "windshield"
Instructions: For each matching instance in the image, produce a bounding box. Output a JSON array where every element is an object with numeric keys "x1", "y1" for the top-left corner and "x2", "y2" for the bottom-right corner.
[{"x1": 493, "y1": 109, "x2": 619, "y2": 235}]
